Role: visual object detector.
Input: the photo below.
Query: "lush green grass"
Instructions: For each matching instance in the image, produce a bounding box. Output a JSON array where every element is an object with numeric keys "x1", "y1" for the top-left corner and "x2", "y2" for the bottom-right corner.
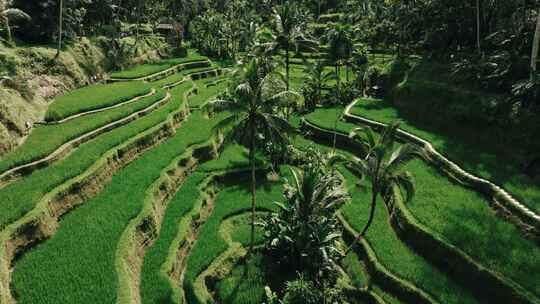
[
  {"x1": 216, "y1": 253, "x2": 268, "y2": 304},
  {"x1": 340, "y1": 168, "x2": 480, "y2": 304},
  {"x1": 350, "y1": 98, "x2": 540, "y2": 213},
  {"x1": 404, "y1": 159, "x2": 540, "y2": 297},
  {"x1": 341, "y1": 251, "x2": 401, "y2": 304},
  {"x1": 11, "y1": 110, "x2": 225, "y2": 304},
  {"x1": 184, "y1": 174, "x2": 282, "y2": 303},
  {"x1": 140, "y1": 144, "x2": 251, "y2": 304},
  {"x1": 308, "y1": 107, "x2": 539, "y2": 299},
  {"x1": 188, "y1": 78, "x2": 230, "y2": 108},
  {"x1": 45, "y1": 81, "x2": 152, "y2": 121},
  {"x1": 304, "y1": 106, "x2": 359, "y2": 134},
  {"x1": 140, "y1": 172, "x2": 206, "y2": 304},
  {"x1": 110, "y1": 55, "x2": 208, "y2": 79},
  {"x1": 0, "y1": 89, "x2": 168, "y2": 173},
  {"x1": 153, "y1": 67, "x2": 218, "y2": 88},
  {"x1": 0, "y1": 84, "x2": 190, "y2": 230}
]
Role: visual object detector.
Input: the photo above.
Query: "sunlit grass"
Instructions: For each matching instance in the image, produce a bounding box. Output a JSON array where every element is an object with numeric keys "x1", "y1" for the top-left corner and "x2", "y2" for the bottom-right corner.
[
  {"x1": 0, "y1": 89, "x2": 169, "y2": 173},
  {"x1": 340, "y1": 168, "x2": 479, "y2": 304},
  {"x1": 11, "y1": 111, "x2": 227, "y2": 304},
  {"x1": 110, "y1": 55, "x2": 208, "y2": 79},
  {"x1": 189, "y1": 78, "x2": 230, "y2": 108},
  {"x1": 183, "y1": 174, "x2": 282, "y2": 303},
  {"x1": 45, "y1": 81, "x2": 152, "y2": 121},
  {"x1": 0, "y1": 84, "x2": 190, "y2": 230},
  {"x1": 351, "y1": 98, "x2": 540, "y2": 213},
  {"x1": 309, "y1": 106, "x2": 540, "y2": 299}
]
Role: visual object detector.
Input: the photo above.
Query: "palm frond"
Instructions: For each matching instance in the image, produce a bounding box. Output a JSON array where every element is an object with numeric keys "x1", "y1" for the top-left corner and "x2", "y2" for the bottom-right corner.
[
  {"x1": 386, "y1": 144, "x2": 421, "y2": 173},
  {"x1": 212, "y1": 112, "x2": 246, "y2": 134},
  {"x1": 203, "y1": 99, "x2": 243, "y2": 113},
  {"x1": 2, "y1": 8, "x2": 30, "y2": 21}
]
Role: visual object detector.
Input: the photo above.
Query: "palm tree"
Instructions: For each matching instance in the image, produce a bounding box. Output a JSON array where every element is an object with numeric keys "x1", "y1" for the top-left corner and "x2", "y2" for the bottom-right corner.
[
  {"x1": 531, "y1": 9, "x2": 540, "y2": 78},
  {"x1": 262, "y1": 3, "x2": 316, "y2": 91},
  {"x1": 344, "y1": 121, "x2": 420, "y2": 255},
  {"x1": 476, "y1": 0, "x2": 481, "y2": 54},
  {"x1": 302, "y1": 58, "x2": 335, "y2": 111},
  {"x1": 0, "y1": 0, "x2": 30, "y2": 43},
  {"x1": 325, "y1": 23, "x2": 354, "y2": 151},
  {"x1": 55, "y1": 0, "x2": 63, "y2": 59},
  {"x1": 325, "y1": 23, "x2": 354, "y2": 90},
  {"x1": 204, "y1": 58, "x2": 299, "y2": 253}
]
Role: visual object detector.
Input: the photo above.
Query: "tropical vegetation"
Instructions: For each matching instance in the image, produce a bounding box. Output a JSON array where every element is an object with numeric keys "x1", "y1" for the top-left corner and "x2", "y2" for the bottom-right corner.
[{"x1": 0, "y1": 1, "x2": 539, "y2": 304}]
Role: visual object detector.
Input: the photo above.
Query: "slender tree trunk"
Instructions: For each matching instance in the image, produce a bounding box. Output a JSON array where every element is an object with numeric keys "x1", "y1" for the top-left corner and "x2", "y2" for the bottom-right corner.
[
  {"x1": 285, "y1": 46, "x2": 290, "y2": 91},
  {"x1": 56, "y1": 0, "x2": 63, "y2": 59},
  {"x1": 344, "y1": 190, "x2": 377, "y2": 256},
  {"x1": 135, "y1": 0, "x2": 142, "y2": 45},
  {"x1": 476, "y1": 0, "x2": 481, "y2": 54},
  {"x1": 5, "y1": 17, "x2": 11, "y2": 42},
  {"x1": 248, "y1": 119, "x2": 257, "y2": 255},
  {"x1": 531, "y1": 9, "x2": 540, "y2": 78},
  {"x1": 332, "y1": 64, "x2": 340, "y2": 152}
]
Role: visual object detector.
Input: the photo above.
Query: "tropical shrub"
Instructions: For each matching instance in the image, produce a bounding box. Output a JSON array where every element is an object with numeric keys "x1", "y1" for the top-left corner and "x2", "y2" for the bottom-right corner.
[{"x1": 261, "y1": 150, "x2": 349, "y2": 286}]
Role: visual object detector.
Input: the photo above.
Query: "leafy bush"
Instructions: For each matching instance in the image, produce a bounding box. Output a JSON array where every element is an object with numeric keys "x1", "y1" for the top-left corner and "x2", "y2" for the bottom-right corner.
[
  {"x1": 282, "y1": 278, "x2": 321, "y2": 304},
  {"x1": 261, "y1": 151, "x2": 348, "y2": 285}
]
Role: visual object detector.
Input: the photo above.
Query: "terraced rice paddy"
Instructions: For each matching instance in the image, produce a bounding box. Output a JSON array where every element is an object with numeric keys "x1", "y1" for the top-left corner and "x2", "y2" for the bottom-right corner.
[
  {"x1": 1, "y1": 55, "x2": 538, "y2": 304},
  {"x1": 350, "y1": 98, "x2": 540, "y2": 213},
  {"x1": 44, "y1": 81, "x2": 153, "y2": 122},
  {"x1": 110, "y1": 54, "x2": 208, "y2": 79},
  {"x1": 0, "y1": 89, "x2": 168, "y2": 174}
]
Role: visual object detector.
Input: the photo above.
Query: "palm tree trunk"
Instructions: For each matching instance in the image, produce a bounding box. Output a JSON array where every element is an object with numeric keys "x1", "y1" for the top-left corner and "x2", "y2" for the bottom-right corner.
[
  {"x1": 344, "y1": 190, "x2": 377, "y2": 256},
  {"x1": 476, "y1": 0, "x2": 481, "y2": 54},
  {"x1": 332, "y1": 64, "x2": 340, "y2": 152},
  {"x1": 248, "y1": 120, "x2": 257, "y2": 255},
  {"x1": 285, "y1": 46, "x2": 290, "y2": 91},
  {"x1": 4, "y1": 17, "x2": 11, "y2": 42},
  {"x1": 56, "y1": 0, "x2": 63, "y2": 59},
  {"x1": 531, "y1": 9, "x2": 540, "y2": 78}
]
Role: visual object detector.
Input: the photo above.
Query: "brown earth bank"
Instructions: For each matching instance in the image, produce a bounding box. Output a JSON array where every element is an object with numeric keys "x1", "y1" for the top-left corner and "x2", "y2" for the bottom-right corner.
[{"x1": 0, "y1": 36, "x2": 169, "y2": 155}]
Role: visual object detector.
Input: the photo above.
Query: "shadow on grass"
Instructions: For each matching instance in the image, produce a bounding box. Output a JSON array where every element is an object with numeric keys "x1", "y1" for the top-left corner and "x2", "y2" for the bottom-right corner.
[{"x1": 353, "y1": 95, "x2": 540, "y2": 212}]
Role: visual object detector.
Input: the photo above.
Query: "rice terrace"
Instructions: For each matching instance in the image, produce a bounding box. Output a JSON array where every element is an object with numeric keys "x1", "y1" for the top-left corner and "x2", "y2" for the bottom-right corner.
[{"x1": 0, "y1": 0, "x2": 539, "y2": 303}]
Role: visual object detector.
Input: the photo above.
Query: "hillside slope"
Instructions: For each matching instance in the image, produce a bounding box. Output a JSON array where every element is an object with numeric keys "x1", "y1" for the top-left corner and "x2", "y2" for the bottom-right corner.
[{"x1": 0, "y1": 36, "x2": 168, "y2": 155}]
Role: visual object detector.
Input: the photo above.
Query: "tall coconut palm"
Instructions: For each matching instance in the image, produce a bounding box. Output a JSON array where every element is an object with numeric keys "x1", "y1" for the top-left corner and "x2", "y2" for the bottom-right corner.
[
  {"x1": 476, "y1": 0, "x2": 481, "y2": 54},
  {"x1": 263, "y1": 3, "x2": 316, "y2": 91},
  {"x1": 55, "y1": 0, "x2": 63, "y2": 58},
  {"x1": 531, "y1": 9, "x2": 540, "y2": 78},
  {"x1": 325, "y1": 23, "x2": 354, "y2": 91},
  {"x1": 302, "y1": 58, "x2": 335, "y2": 111},
  {"x1": 344, "y1": 121, "x2": 420, "y2": 255},
  {"x1": 205, "y1": 58, "x2": 299, "y2": 253},
  {"x1": 0, "y1": 0, "x2": 30, "y2": 43},
  {"x1": 325, "y1": 23, "x2": 354, "y2": 151}
]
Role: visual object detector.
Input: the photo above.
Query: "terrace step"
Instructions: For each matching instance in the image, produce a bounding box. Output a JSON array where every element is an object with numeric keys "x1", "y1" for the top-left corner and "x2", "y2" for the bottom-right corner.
[
  {"x1": 0, "y1": 86, "x2": 194, "y2": 304},
  {"x1": 38, "y1": 89, "x2": 156, "y2": 125},
  {"x1": 344, "y1": 100, "x2": 540, "y2": 234},
  {"x1": 0, "y1": 90, "x2": 170, "y2": 188},
  {"x1": 116, "y1": 134, "x2": 224, "y2": 304},
  {"x1": 300, "y1": 114, "x2": 539, "y2": 304},
  {"x1": 109, "y1": 60, "x2": 211, "y2": 83}
]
